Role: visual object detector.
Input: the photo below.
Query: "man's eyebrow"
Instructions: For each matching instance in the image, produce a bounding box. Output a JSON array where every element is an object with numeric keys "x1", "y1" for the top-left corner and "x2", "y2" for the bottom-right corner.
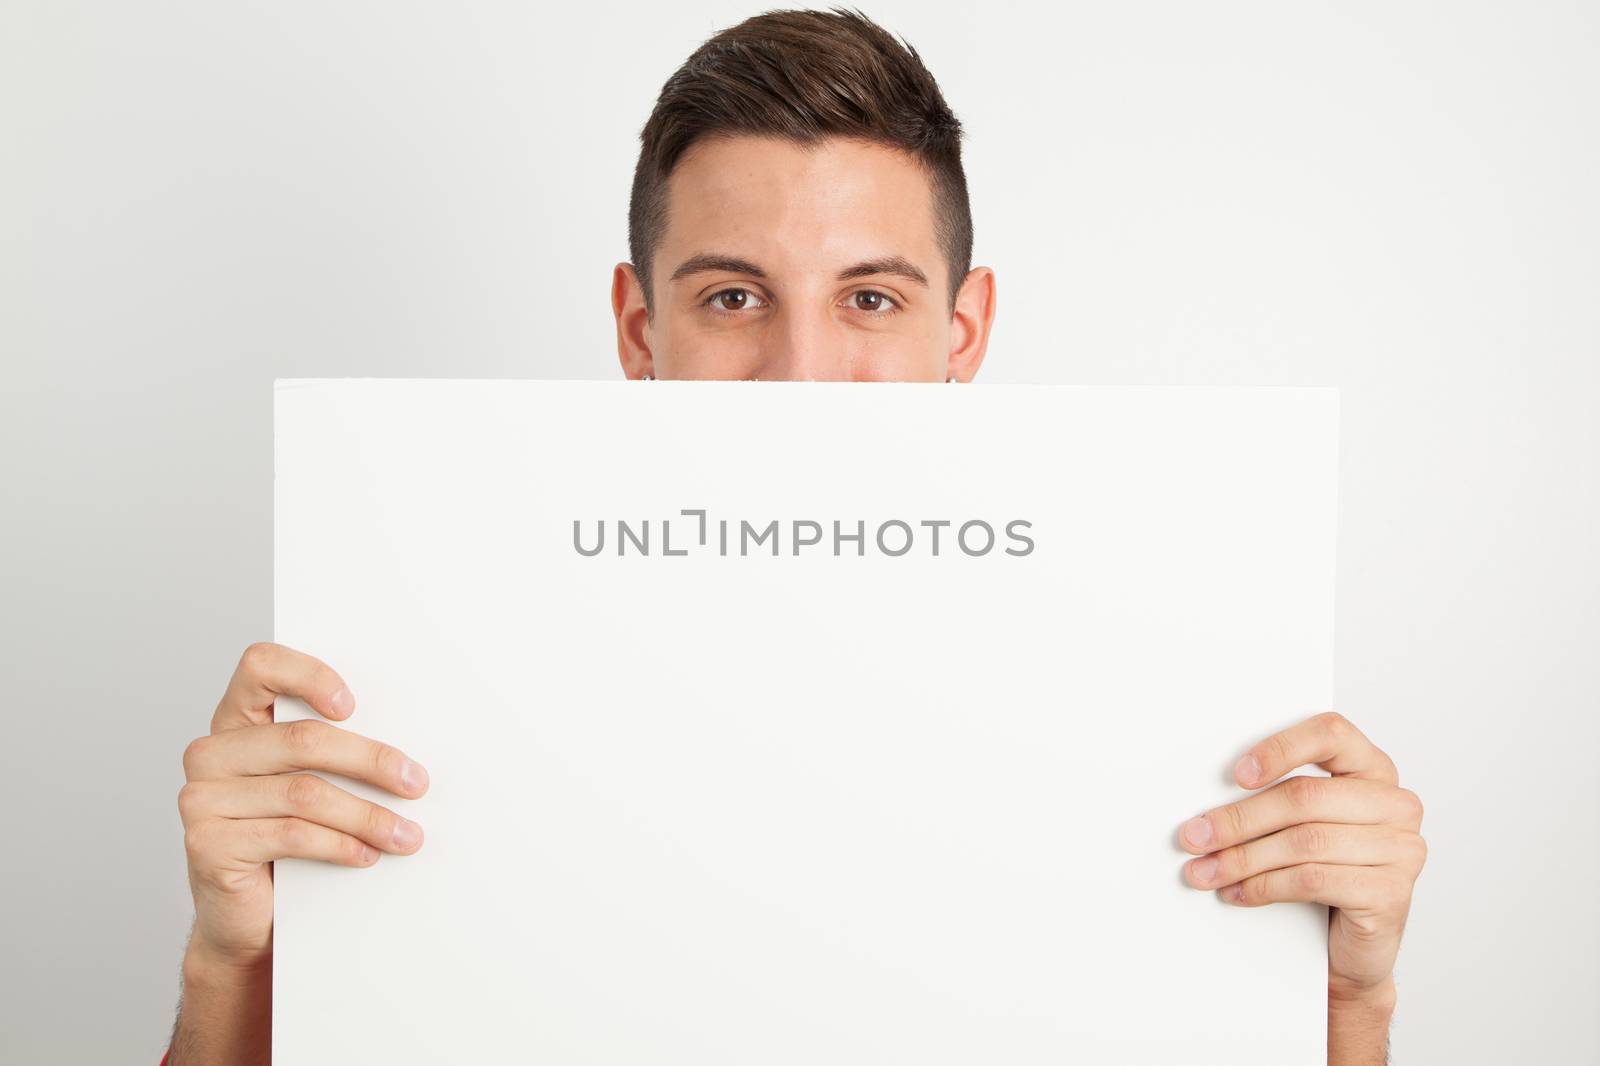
[
  {"x1": 835, "y1": 256, "x2": 929, "y2": 288},
  {"x1": 666, "y1": 253, "x2": 930, "y2": 288},
  {"x1": 669, "y1": 253, "x2": 767, "y2": 283}
]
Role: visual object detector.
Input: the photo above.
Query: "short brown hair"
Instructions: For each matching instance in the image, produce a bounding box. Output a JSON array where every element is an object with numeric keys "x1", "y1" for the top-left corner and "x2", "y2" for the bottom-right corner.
[{"x1": 627, "y1": 7, "x2": 972, "y2": 319}]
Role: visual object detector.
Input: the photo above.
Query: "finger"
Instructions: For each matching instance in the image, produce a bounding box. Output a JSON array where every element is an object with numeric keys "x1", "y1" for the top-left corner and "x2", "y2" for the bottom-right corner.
[
  {"x1": 213, "y1": 642, "x2": 354, "y2": 732},
  {"x1": 1219, "y1": 861, "x2": 1413, "y2": 913},
  {"x1": 1178, "y1": 775, "x2": 1421, "y2": 854},
  {"x1": 177, "y1": 775, "x2": 425, "y2": 855},
  {"x1": 1184, "y1": 823, "x2": 1426, "y2": 890},
  {"x1": 182, "y1": 719, "x2": 430, "y2": 800},
  {"x1": 1235, "y1": 711, "x2": 1398, "y2": 789},
  {"x1": 188, "y1": 815, "x2": 382, "y2": 870}
]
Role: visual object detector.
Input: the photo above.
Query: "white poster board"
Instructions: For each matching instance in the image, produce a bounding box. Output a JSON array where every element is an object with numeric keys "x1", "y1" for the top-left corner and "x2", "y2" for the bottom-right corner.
[{"x1": 274, "y1": 380, "x2": 1336, "y2": 1064}]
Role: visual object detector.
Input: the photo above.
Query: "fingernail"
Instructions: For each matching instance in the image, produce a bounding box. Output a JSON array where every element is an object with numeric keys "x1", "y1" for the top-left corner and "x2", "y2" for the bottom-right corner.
[
  {"x1": 329, "y1": 686, "x2": 353, "y2": 714},
  {"x1": 392, "y1": 818, "x2": 422, "y2": 851},
  {"x1": 401, "y1": 759, "x2": 429, "y2": 794},
  {"x1": 1235, "y1": 753, "x2": 1261, "y2": 787},
  {"x1": 1221, "y1": 883, "x2": 1244, "y2": 903},
  {"x1": 1183, "y1": 815, "x2": 1213, "y2": 848},
  {"x1": 1190, "y1": 856, "x2": 1219, "y2": 884},
  {"x1": 360, "y1": 845, "x2": 379, "y2": 863}
]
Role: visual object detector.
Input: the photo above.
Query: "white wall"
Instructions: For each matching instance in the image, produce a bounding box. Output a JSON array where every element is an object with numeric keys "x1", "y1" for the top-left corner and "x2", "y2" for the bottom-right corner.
[{"x1": 2, "y1": 1, "x2": 1595, "y2": 1060}]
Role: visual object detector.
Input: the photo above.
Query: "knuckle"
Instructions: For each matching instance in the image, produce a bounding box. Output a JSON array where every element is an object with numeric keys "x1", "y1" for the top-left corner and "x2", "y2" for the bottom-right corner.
[
  {"x1": 277, "y1": 818, "x2": 309, "y2": 852},
  {"x1": 369, "y1": 742, "x2": 404, "y2": 783},
  {"x1": 1237, "y1": 874, "x2": 1266, "y2": 905},
  {"x1": 1219, "y1": 802, "x2": 1251, "y2": 840},
  {"x1": 1316, "y1": 710, "x2": 1352, "y2": 739},
  {"x1": 182, "y1": 821, "x2": 210, "y2": 860},
  {"x1": 176, "y1": 781, "x2": 206, "y2": 822},
  {"x1": 365, "y1": 803, "x2": 392, "y2": 843},
  {"x1": 1396, "y1": 787, "x2": 1425, "y2": 824},
  {"x1": 1225, "y1": 841, "x2": 1253, "y2": 881},
  {"x1": 345, "y1": 834, "x2": 372, "y2": 864},
  {"x1": 181, "y1": 736, "x2": 210, "y2": 778},
  {"x1": 284, "y1": 774, "x2": 326, "y2": 813},
  {"x1": 282, "y1": 718, "x2": 326, "y2": 760},
  {"x1": 1292, "y1": 821, "x2": 1330, "y2": 858},
  {"x1": 1262, "y1": 732, "x2": 1293, "y2": 770},
  {"x1": 1372, "y1": 745, "x2": 1399, "y2": 783},
  {"x1": 239, "y1": 641, "x2": 277, "y2": 678},
  {"x1": 1296, "y1": 864, "x2": 1327, "y2": 894},
  {"x1": 1286, "y1": 775, "x2": 1324, "y2": 812},
  {"x1": 1401, "y1": 830, "x2": 1429, "y2": 870}
]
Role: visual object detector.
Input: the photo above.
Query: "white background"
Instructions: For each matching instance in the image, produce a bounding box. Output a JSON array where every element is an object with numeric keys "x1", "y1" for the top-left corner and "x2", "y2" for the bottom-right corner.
[{"x1": 1, "y1": 1, "x2": 1595, "y2": 1061}]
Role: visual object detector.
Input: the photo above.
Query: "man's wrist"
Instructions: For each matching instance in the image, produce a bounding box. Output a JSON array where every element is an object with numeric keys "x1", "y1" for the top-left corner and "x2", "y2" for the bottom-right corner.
[
  {"x1": 171, "y1": 939, "x2": 271, "y2": 1066},
  {"x1": 1330, "y1": 973, "x2": 1397, "y2": 1016},
  {"x1": 1328, "y1": 975, "x2": 1396, "y2": 1065},
  {"x1": 182, "y1": 938, "x2": 271, "y2": 990}
]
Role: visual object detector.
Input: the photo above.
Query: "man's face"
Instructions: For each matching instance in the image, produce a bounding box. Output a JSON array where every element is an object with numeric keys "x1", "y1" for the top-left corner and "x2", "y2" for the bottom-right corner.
[{"x1": 612, "y1": 135, "x2": 995, "y2": 382}]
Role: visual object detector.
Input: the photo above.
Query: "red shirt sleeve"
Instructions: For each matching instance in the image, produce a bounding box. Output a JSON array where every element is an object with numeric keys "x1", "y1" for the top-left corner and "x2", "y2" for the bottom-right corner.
[{"x1": 159, "y1": 1050, "x2": 170, "y2": 1065}]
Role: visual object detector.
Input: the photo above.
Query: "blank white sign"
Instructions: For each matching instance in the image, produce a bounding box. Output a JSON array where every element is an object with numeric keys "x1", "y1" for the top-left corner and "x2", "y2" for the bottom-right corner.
[{"x1": 273, "y1": 380, "x2": 1335, "y2": 1063}]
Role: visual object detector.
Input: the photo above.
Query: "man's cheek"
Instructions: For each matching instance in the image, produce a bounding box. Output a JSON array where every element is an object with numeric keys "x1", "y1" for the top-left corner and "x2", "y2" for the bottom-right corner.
[
  {"x1": 853, "y1": 333, "x2": 945, "y2": 382},
  {"x1": 665, "y1": 340, "x2": 760, "y2": 380}
]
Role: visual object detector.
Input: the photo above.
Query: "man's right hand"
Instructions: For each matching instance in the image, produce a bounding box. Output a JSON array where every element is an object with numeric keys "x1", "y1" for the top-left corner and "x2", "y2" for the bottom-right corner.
[{"x1": 167, "y1": 642, "x2": 428, "y2": 1063}]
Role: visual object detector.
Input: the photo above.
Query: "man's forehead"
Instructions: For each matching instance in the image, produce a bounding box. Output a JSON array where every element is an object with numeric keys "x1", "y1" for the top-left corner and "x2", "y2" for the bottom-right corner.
[{"x1": 659, "y1": 134, "x2": 942, "y2": 282}]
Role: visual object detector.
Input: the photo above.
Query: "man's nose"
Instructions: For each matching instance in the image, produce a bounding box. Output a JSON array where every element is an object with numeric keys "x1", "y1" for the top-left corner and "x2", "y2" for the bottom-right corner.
[{"x1": 755, "y1": 308, "x2": 854, "y2": 381}]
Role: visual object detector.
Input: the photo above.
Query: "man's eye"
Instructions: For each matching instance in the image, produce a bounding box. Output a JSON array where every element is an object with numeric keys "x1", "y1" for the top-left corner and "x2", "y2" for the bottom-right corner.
[
  {"x1": 706, "y1": 288, "x2": 766, "y2": 314},
  {"x1": 703, "y1": 288, "x2": 900, "y2": 315},
  {"x1": 849, "y1": 290, "x2": 901, "y2": 314}
]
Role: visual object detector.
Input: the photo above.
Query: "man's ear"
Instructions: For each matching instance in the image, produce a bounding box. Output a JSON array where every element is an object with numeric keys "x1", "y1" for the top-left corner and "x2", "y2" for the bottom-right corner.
[
  {"x1": 946, "y1": 266, "x2": 996, "y2": 383},
  {"x1": 612, "y1": 262, "x2": 655, "y2": 380}
]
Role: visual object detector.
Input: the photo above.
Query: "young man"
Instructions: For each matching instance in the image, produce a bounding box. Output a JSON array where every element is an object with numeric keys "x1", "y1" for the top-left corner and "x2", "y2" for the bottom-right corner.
[{"x1": 165, "y1": 9, "x2": 1425, "y2": 1064}]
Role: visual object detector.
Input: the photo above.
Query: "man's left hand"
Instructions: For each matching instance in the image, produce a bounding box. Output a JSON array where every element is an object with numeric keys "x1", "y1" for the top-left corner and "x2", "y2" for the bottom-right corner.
[{"x1": 1177, "y1": 711, "x2": 1427, "y2": 1004}]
